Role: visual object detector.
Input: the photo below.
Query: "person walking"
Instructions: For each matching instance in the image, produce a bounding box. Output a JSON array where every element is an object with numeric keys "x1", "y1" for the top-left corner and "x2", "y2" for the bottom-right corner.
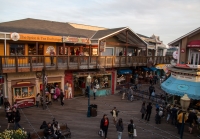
[
  {"x1": 177, "y1": 110, "x2": 188, "y2": 137},
  {"x1": 111, "y1": 107, "x2": 119, "y2": 125},
  {"x1": 36, "y1": 93, "x2": 41, "y2": 107},
  {"x1": 100, "y1": 114, "x2": 109, "y2": 139},
  {"x1": 12, "y1": 107, "x2": 21, "y2": 130},
  {"x1": 93, "y1": 84, "x2": 97, "y2": 100},
  {"x1": 148, "y1": 85, "x2": 154, "y2": 99},
  {"x1": 140, "y1": 102, "x2": 146, "y2": 119},
  {"x1": 50, "y1": 49, "x2": 55, "y2": 66},
  {"x1": 128, "y1": 119, "x2": 136, "y2": 139},
  {"x1": 145, "y1": 102, "x2": 152, "y2": 122},
  {"x1": 188, "y1": 109, "x2": 197, "y2": 134},
  {"x1": 7, "y1": 109, "x2": 13, "y2": 129},
  {"x1": 60, "y1": 89, "x2": 64, "y2": 106},
  {"x1": 116, "y1": 118, "x2": 124, "y2": 139}
]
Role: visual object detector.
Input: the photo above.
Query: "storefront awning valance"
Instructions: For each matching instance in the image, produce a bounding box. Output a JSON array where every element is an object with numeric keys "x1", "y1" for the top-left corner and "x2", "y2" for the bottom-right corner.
[
  {"x1": 161, "y1": 76, "x2": 200, "y2": 100},
  {"x1": 142, "y1": 67, "x2": 150, "y2": 71},
  {"x1": 117, "y1": 69, "x2": 132, "y2": 75},
  {"x1": 187, "y1": 40, "x2": 200, "y2": 47},
  {"x1": 12, "y1": 83, "x2": 35, "y2": 87},
  {"x1": 149, "y1": 67, "x2": 157, "y2": 71}
]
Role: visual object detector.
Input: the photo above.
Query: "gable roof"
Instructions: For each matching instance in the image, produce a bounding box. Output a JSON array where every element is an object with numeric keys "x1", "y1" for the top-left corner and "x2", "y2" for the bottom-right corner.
[
  {"x1": 0, "y1": 18, "x2": 96, "y2": 38},
  {"x1": 91, "y1": 27, "x2": 126, "y2": 40},
  {"x1": 168, "y1": 27, "x2": 200, "y2": 46}
]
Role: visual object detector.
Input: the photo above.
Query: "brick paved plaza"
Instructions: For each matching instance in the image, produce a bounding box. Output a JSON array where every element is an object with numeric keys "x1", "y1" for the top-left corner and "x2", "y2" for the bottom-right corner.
[{"x1": 0, "y1": 85, "x2": 199, "y2": 139}]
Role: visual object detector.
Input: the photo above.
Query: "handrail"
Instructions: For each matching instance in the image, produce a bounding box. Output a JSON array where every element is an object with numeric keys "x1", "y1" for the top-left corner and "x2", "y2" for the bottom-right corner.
[{"x1": 0, "y1": 55, "x2": 173, "y2": 73}]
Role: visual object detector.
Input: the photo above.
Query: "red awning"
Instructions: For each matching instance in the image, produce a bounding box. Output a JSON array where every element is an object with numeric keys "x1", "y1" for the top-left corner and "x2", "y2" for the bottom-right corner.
[{"x1": 187, "y1": 40, "x2": 200, "y2": 47}]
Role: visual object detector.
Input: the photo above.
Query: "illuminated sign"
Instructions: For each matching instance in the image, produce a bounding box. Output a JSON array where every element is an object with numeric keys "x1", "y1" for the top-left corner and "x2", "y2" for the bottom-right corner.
[
  {"x1": 18, "y1": 33, "x2": 62, "y2": 42},
  {"x1": 62, "y1": 36, "x2": 89, "y2": 44}
]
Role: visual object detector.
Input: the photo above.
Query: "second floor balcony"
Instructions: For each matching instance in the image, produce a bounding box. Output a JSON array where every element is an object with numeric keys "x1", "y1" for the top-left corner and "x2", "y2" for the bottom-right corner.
[{"x1": 0, "y1": 55, "x2": 172, "y2": 73}]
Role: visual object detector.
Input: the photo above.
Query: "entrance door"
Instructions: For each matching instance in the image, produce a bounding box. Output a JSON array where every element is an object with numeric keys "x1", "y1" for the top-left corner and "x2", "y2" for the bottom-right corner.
[{"x1": 190, "y1": 52, "x2": 200, "y2": 65}]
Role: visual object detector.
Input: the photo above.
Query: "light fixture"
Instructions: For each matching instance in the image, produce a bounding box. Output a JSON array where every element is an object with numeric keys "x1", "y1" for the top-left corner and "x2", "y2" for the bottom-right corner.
[{"x1": 180, "y1": 94, "x2": 190, "y2": 111}]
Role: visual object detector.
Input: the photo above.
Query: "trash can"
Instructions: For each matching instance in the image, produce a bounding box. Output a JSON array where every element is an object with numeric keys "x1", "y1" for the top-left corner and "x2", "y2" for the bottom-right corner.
[{"x1": 90, "y1": 104, "x2": 97, "y2": 117}]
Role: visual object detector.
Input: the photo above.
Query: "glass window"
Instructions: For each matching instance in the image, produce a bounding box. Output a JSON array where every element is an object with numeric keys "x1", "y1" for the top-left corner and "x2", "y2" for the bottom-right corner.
[
  {"x1": 28, "y1": 44, "x2": 36, "y2": 55},
  {"x1": 13, "y1": 86, "x2": 34, "y2": 100},
  {"x1": 10, "y1": 44, "x2": 25, "y2": 56},
  {"x1": 59, "y1": 46, "x2": 68, "y2": 55}
]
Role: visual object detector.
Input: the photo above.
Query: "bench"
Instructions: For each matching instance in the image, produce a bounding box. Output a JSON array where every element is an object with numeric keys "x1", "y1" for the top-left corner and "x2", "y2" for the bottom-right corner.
[{"x1": 30, "y1": 124, "x2": 71, "y2": 139}]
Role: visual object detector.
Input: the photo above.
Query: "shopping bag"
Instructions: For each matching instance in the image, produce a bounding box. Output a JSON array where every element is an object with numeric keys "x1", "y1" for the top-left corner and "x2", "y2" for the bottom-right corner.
[
  {"x1": 134, "y1": 129, "x2": 137, "y2": 137},
  {"x1": 98, "y1": 129, "x2": 104, "y2": 137}
]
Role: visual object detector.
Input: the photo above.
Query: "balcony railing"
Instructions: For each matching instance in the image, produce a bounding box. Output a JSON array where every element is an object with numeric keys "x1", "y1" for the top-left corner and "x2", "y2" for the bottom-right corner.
[{"x1": 0, "y1": 55, "x2": 172, "y2": 73}]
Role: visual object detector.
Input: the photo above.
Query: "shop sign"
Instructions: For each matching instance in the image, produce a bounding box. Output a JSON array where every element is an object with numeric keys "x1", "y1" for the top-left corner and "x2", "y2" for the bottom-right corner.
[
  {"x1": 172, "y1": 51, "x2": 178, "y2": 59},
  {"x1": 18, "y1": 33, "x2": 62, "y2": 42},
  {"x1": 46, "y1": 46, "x2": 55, "y2": 54},
  {"x1": 62, "y1": 36, "x2": 89, "y2": 44}
]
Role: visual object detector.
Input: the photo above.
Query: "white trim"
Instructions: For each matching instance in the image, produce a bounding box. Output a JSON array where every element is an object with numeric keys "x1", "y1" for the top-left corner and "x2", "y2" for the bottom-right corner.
[{"x1": 168, "y1": 27, "x2": 200, "y2": 46}]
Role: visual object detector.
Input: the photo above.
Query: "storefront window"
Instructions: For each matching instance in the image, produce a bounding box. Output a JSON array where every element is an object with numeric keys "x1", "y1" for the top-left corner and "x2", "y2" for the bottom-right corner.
[
  {"x1": 13, "y1": 86, "x2": 34, "y2": 99},
  {"x1": 59, "y1": 46, "x2": 68, "y2": 55},
  {"x1": 94, "y1": 75, "x2": 111, "y2": 89},
  {"x1": 10, "y1": 44, "x2": 25, "y2": 56}
]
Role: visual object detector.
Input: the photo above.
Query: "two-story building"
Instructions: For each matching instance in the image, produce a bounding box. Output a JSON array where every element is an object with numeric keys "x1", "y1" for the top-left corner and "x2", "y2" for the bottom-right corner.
[
  {"x1": 0, "y1": 18, "x2": 171, "y2": 108},
  {"x1": 161, "y1": 27, "x2": 200, "y2": 105}
]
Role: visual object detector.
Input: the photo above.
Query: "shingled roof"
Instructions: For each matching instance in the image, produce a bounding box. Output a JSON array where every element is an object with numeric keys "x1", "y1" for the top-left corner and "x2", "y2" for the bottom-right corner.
[
  {"x1": 0, "y1": 18, "x2": 96, "y2": 38},
  {"x1": 91, "y1": 27, "x2": 126, "y2": 40}
]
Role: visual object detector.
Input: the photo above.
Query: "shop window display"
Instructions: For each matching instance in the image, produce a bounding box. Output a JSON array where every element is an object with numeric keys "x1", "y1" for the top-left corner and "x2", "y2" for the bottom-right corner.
[
  {"x1": 117, "y1": 75, "x2": 126, "y2": 85},
  {"x1": 13, "y1": 86, "x2": 34, "y2": 99},
  {"x1": 10, "y1": 44, "x2": 25, "y2": 56},
  {"x1": 93, "y1": 75, "x2": 111, "y2": 89}
]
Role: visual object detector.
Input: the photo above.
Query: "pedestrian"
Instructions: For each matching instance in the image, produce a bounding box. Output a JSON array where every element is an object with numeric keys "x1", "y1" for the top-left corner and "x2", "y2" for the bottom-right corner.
[
  {"x1": 6, "y1": 109, "x2": 13, "y2": 129},
  {"x1": 128, "y1": 119, "x2": 136, "y2": 139},
  {"x1": 171, "y1": 105, "x2": 178, "y2": 126},
  {"x1": 100, "y1": 114, "x2": 109, "y2": 139},
  {"x1": 110, "y1": 107, "x2": 119, "y2": 125},
  {"x1": 36, "y1": 93, "x2": 41, "y2": 107},
  {"x1": 12, "y1": 107, "x2": 21, "y2": 130},
  {"x1": 44, "y1": 123, "x2": 56, "y2": 139},
  {"x1": 93, "y1": 84, "x2": 97, "y2": 100},
  {"x1": 166, "y1": 104, "x2": 171, "y2": 123},
  {"x1": 148, "y1": 85, "x2": 154, "y2": 99},
  {"x1": 145, "y1": 102, "x2": 152, "y2": 122},
  {"x1": 140, "y1": 102, "x2": 146, "y2": 119},
  {"x1": 177, "y1": 110, "x2": 188, "y2": 137},
  {"x1": 116, "y1": 118, "x2": 124, "y2": 139},
  {"x1": 155, "y1": 111, "x2": 161, "y2": 124},
  {"x1": 60, "y1": 89, "x2": 64, "y2": 106},
  {"x1": 188, "y1": 109, "x2": 197, "y2": 134},
  {"x1": 50, "y1": 49, "x2": 55, "y2": 66}
]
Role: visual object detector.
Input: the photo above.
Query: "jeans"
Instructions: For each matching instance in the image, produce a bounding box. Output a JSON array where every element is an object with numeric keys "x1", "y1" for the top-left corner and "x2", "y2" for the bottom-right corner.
[
  {"x1": 36, "y1": 101, "x2": 39, "y2": 107},
  {"x1": 128, "y1": 134, "x2": 134, "y2": 139},
  {"x1": 118, "y1": 132, "x2": 122, "y2": 139},
  {"x1": 103, "y1": 127, "x2": 108, "y2": 138},
  {"x1": 93, "y1": 93, "x2": 96, "y2": 99},
  {"x1": 145, "y1": 112, "x2": 151, "y2": 121},
  {"x1": 166, "y1": 114, "x2": 170, "y2": 121},
  {"x1": 14, "y1": 122, "x2": 21, "y2": 130}
]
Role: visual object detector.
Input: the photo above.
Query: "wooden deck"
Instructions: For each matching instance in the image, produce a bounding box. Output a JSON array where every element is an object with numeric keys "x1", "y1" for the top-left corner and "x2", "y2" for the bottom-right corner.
[{"x1": 0, "y1": 55, "x2": 172, "y2": 73}]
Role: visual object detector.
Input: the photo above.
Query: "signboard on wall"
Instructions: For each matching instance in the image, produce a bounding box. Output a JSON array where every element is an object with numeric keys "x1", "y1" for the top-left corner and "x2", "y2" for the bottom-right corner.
[
  {"x1": 62, "y1": 36, "x2": 89, "y2": 44},
  {"x1": 18, "y1": 33, "x2": 62, "y2": 42},
  {"x1": 100, "y1": 41, "x2": 106, "y2": 52}
]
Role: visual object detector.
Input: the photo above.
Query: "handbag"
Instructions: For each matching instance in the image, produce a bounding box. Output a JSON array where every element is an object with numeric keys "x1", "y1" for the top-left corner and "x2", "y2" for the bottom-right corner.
[
  {"x1": 98, "y1": 129, "x2": 104, "y2": 137},
  {"x1": 134, "y1": 129, "x2": 137, "y2": 137}
]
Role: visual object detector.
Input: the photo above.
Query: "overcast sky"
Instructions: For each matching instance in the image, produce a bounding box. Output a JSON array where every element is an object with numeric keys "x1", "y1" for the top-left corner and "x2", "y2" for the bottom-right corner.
[{"x1": 0, "y1": 0, "x2": 200, "y2": 44}]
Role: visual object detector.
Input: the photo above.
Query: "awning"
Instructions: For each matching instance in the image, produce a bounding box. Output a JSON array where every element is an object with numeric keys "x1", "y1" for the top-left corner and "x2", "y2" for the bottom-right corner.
[
  {"x1": 12, "y1": 83, "x2": 35, "y2": 87},
  {"x1": 161, "y1": 76, "x2": 200, "y2": 100},
  {"x1": 117, "y1": 69, "x2": 132, "y2": 75},
  {"x1": 149, "y1": 67, "x2": 157, "y2": 71},
  {"x1": 187, "y1": 40, "x2": 200, "y2": 47},
  {"x1": 142, "y1": 67, "x2": 149, "y2": 71}
]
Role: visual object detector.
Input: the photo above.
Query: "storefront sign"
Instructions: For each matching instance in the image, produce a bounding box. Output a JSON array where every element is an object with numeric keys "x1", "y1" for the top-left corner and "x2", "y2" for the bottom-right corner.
[
  {"x1": 46, "y1": 46, "x2": 55, "y2": 54},
  {"x1": 62, "y1": 36, "x2": 89, "y2": 44},
  {"x1": 173, "y1": 51, "x2": 178, "y2": 59},
  {"x1": 18, "y1": 33, "x2": 62, "y2": 42}
]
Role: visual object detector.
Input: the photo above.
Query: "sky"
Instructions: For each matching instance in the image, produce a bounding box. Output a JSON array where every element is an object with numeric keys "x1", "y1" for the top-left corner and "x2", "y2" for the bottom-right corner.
[{"x1": 0, "y1": 0, "x2": 200, "y2": 45}]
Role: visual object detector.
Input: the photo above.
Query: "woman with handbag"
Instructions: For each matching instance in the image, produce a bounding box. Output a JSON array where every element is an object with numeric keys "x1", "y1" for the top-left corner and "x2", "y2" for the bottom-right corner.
[
  {"x1": 128, "y1": 119, "x2": 137, "y2": 139},
  {"x1": 100, "y1": 114, "x2": 109, "y2": 139}
]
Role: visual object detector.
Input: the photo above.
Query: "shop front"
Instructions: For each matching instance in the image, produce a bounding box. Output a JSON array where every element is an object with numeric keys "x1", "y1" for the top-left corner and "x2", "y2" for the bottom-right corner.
[
  {"x1": 7, "y1": 70, "x2": 65, "y2": 108},
  {"x1": 72, "y1": 70, "x2": 116, "y2": 97},
  {"x1": 116, "y1": 69, "x2": 132, "y2": 89}
]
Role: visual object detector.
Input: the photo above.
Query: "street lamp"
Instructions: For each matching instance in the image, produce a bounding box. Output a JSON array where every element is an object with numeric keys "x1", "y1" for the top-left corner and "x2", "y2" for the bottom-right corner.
[
  {"x1": 180, "y1": 94, "x2": 190, "y2": 139},
  {"x1": 87, "y1": 74, "x2": 91, "y2": 117}
]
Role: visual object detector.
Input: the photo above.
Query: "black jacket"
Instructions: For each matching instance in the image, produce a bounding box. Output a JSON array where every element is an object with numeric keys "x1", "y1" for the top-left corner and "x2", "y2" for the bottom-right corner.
[
  {"x1": 100, "y1": 118, "x2": 109, "y2": 130},
  {"x1": 146, "y1": 105, "x2": 152, "y2": 113},
  {"x1": 13, "y1": 110, "x2": 20, "y2": 123},
  {"x1": 44, "y1": 126, "x2": 54, "y2": 136}
]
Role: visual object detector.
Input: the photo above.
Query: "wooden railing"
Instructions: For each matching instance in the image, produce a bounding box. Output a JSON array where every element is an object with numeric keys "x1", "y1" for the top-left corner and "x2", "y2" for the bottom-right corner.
[{"x1": 0, "y1": 55, "x2": 172, "y2": 73}]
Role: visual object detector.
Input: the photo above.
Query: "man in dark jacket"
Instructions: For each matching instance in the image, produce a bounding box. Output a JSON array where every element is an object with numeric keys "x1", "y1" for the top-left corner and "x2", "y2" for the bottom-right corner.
[
  {"x1": 128, "y1": 119, "x2": 135, "y2": 139},
  {"x1": 148, "y1": 85, "x2": 154, "y2": 99},
  {"x1": 60, "y1": 89, "x2": 64, "y2": 106},
  {"x1": 44, "y1": 123, "x2": 56, "y2": 139},
  {"x1": 100, "y1": 114, "x2": 109, "y2": 139},
  {"x1": 12, "y1": 107, "x2": 21, "y2": 130},
  {"x1": 171, "y1": 105, "x2": 178, "y2": 126},
  {"x1": 145, "y1": 102, "x2": 152, "y2": 121}
]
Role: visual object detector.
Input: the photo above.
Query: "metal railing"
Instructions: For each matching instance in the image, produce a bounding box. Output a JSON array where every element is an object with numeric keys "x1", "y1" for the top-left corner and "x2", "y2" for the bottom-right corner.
[{"x1": 0, "y1": 55, "x2": 172, "y2": 73}]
